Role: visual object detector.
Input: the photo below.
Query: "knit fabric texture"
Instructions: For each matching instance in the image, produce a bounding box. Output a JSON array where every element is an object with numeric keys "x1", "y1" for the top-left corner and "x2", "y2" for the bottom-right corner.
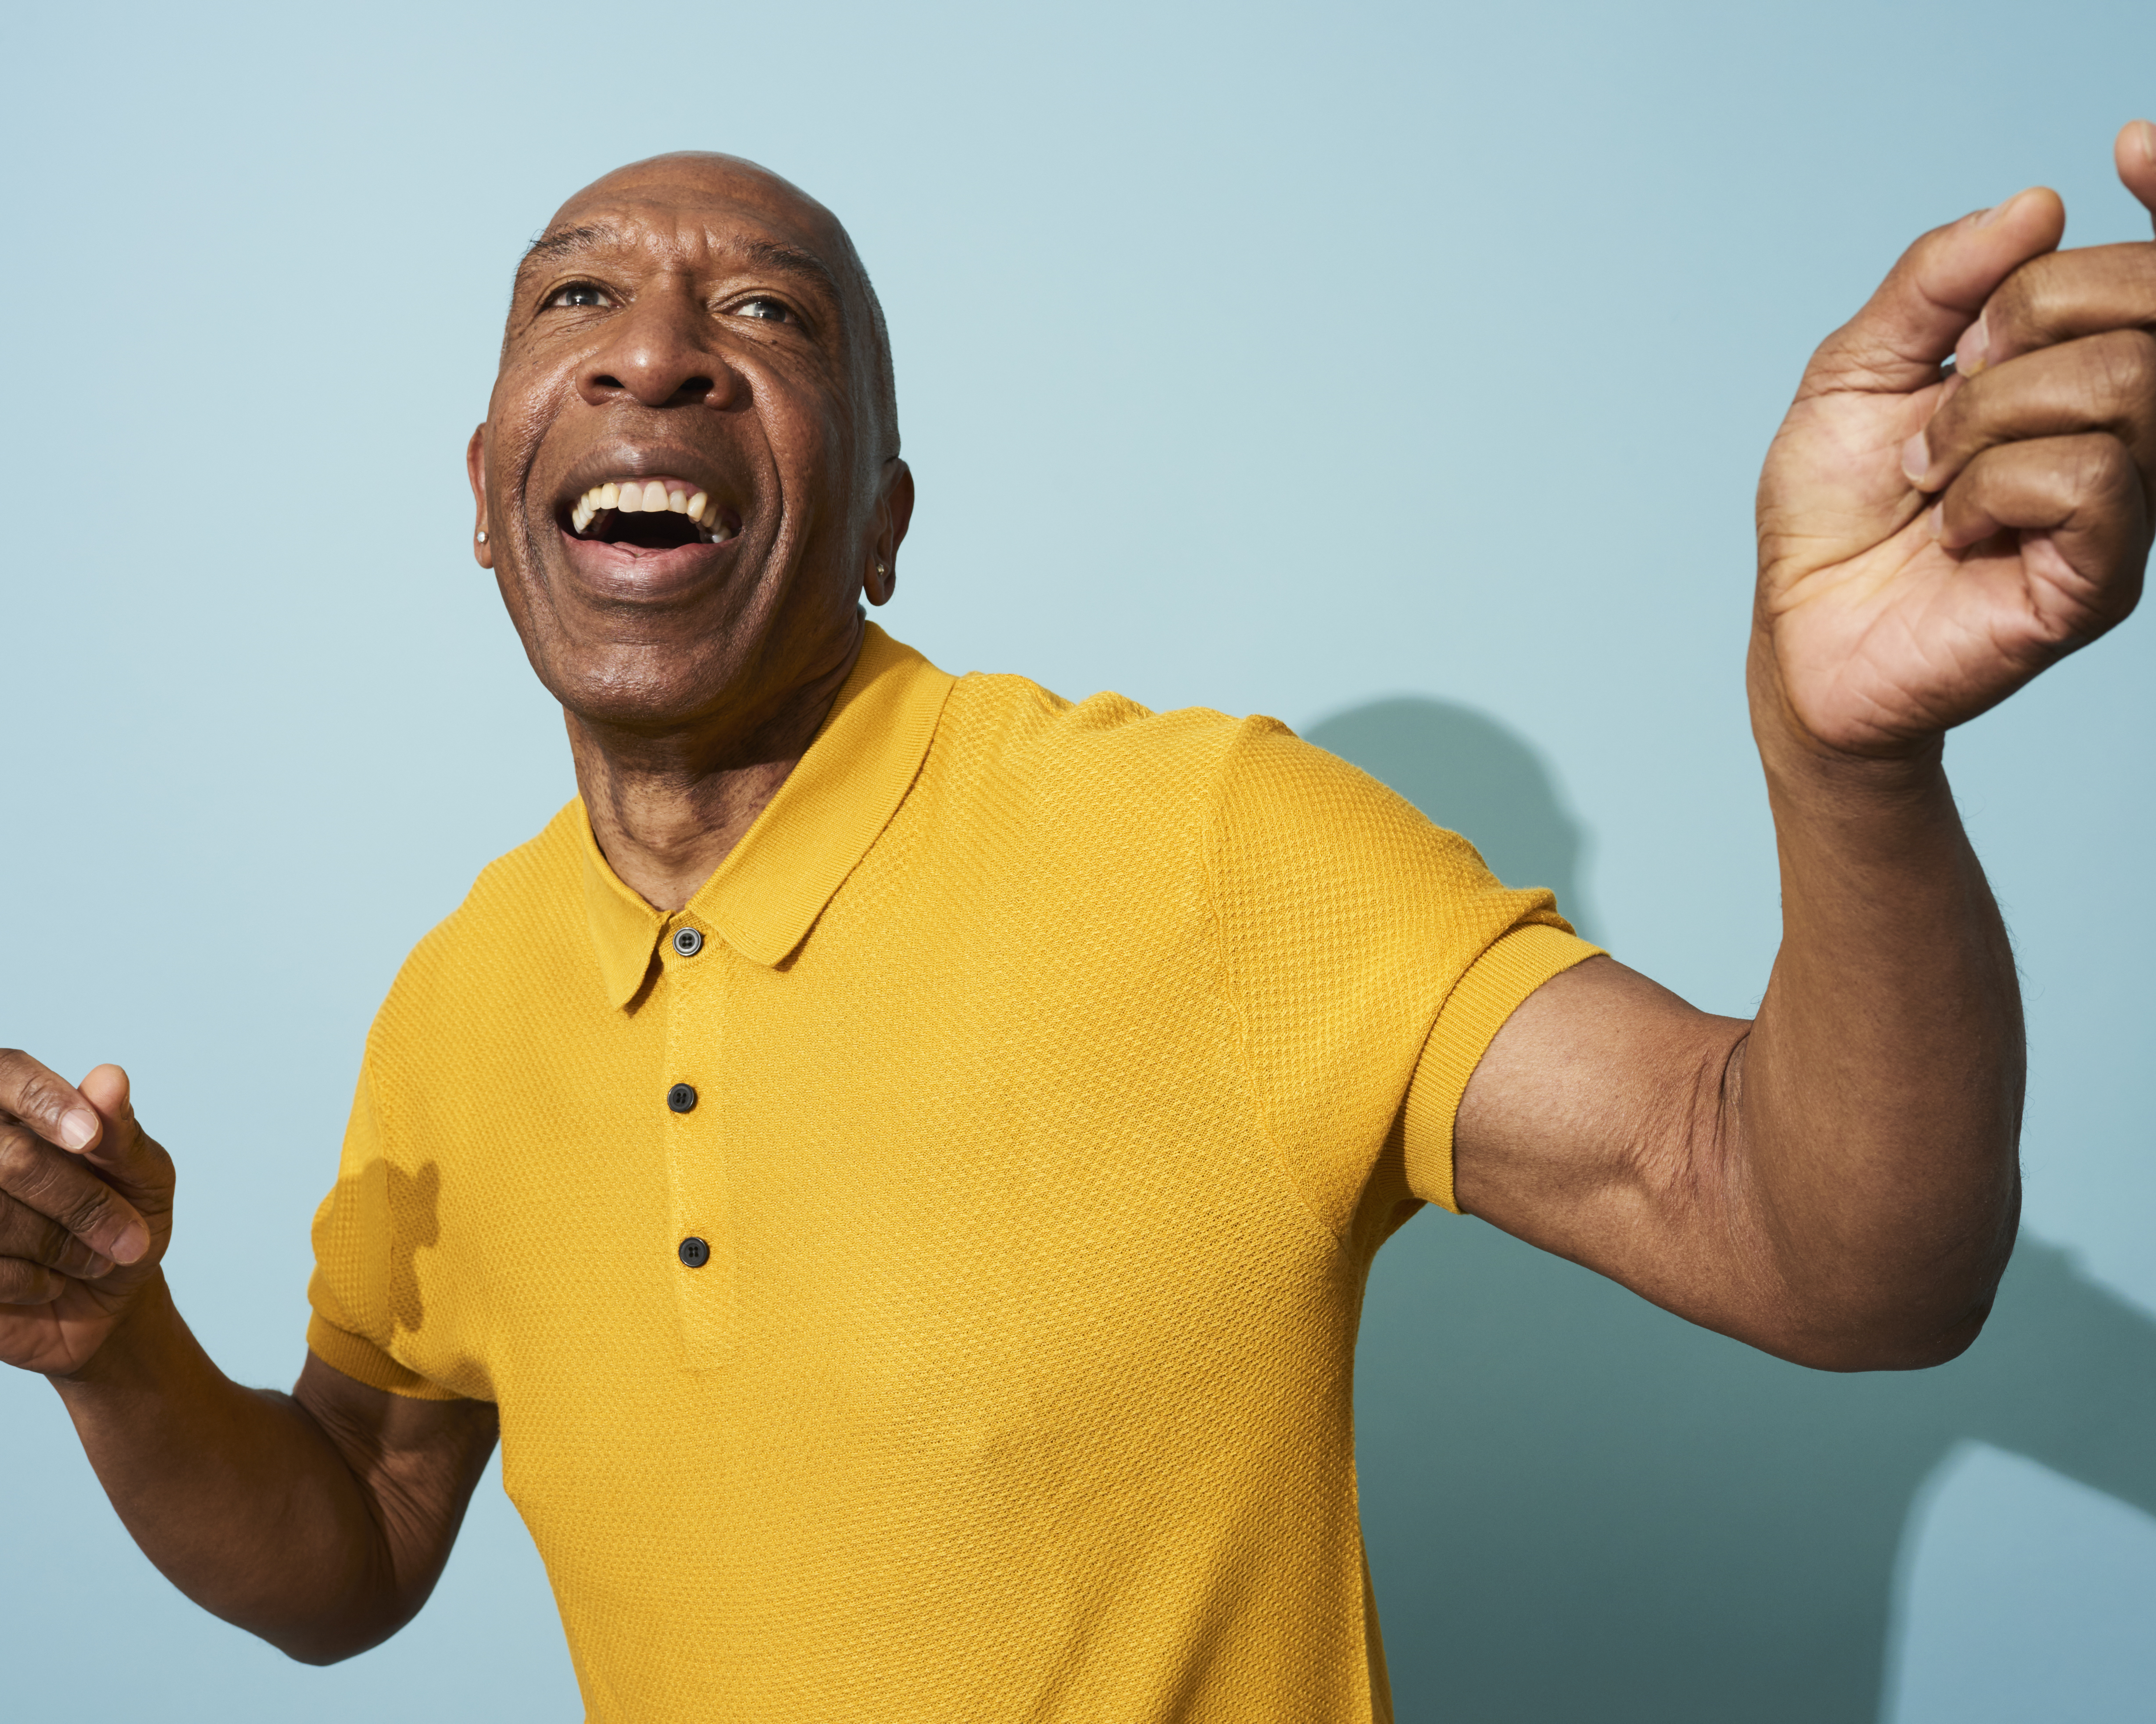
[{"x1": 307, "y1": 624, "x2": 1600, "y2": 1721}]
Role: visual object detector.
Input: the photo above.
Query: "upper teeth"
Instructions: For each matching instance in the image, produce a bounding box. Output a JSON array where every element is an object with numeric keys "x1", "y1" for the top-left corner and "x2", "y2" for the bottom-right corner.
[{"x1": 569, "y1": 479, "x2": 720, "y2": 537}]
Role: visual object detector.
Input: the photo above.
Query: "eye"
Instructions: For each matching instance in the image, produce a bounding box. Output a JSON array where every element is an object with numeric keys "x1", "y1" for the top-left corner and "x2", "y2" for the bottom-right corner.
[
  {"x1": 546, "y1": 282, "x2": 613, "y2": 310},
  {"x1": 733, "y1": 296, "x2": 794, "y2": 324}
]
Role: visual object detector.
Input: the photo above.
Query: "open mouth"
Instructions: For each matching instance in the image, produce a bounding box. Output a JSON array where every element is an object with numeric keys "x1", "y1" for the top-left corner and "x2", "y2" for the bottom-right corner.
[{"x1": 561, "y1": 478, "x2": 742, "y2": 549}]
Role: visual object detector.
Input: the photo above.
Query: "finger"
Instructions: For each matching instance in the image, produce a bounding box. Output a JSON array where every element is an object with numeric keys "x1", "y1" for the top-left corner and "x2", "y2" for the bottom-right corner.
[
  {"x1": 1954, "y1": 243, "x2": 2156, "y2": 375},
  {"x1": 0, "y1": 1191, "x2": 115, "y2": 1280},
  {"x1": 0, "y1": 1121, "x2": 151, "y2": 1266},
  {"x1": 2117, "y1": 120, "x2": 2156, "y2": 234},
  {"x1": 0, "y1": 1259, "x2": 64, "y2": 1306},
  {"x1": 1801, "y1": 187, "x2": 2065, "y2": 400},
  {"x1": 0, "y1": 1049, "x2": 101, "y2": 1154},
  {"x1": 72, "y1": 1065, "x2": 172, "y2": 1202},
  {"x1": 1935, "y1": 435, "x2": 2150, "y2": 636},
  {"x1": 1906, "y1": 328, "x2": 2156, "y2": 496}
]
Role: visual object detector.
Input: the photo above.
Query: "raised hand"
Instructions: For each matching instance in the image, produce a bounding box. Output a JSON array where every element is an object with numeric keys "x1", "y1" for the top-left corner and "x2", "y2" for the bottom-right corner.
[
  {"x1": 0, "y1": 1054, "x2": 174, "y2": 1377},
  {"x1": 1754, "y1": 120, "x2": 2156, "y2": 758}
]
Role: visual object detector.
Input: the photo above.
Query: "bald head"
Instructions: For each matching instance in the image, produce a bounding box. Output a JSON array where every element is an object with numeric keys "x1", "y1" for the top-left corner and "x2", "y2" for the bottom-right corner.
[{"x1": 523, "y1": 152, "x2": 899, "y2": 460}]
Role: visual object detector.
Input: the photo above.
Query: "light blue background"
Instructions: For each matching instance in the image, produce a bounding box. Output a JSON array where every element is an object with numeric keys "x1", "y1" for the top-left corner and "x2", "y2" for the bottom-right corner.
[{"x1": 2, "y1": 2, "x2": 2152, "y2": 1717}]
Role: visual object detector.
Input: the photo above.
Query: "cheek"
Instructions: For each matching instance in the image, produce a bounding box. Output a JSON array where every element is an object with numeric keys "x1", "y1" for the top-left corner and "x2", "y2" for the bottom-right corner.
[
  {"x1": 751, "y1": 365, "x2": 851, "y2": 480},
  {"x1": 488, "y1": 368, "x2": 578, "y2": 494}
]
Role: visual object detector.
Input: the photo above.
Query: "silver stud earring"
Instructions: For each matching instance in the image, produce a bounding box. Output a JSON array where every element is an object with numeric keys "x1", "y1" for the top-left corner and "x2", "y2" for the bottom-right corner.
[{"x1": 476, "y1": 530, "x2": 488, "y2": 544}]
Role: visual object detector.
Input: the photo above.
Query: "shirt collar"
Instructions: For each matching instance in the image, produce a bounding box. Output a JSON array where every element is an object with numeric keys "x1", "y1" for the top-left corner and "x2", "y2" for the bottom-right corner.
[{"x1": 579, "y1": 623, "x2": 956, "y2": 1009}]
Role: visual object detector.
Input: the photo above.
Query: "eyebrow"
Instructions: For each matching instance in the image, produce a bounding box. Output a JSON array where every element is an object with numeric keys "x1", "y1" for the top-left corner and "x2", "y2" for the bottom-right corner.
[
  {"x1": 516, "y1": 224, "x2": 846, "y2": 312},
  {"x1": 734, "y1": 238, "x2": 845, "y2": 308},
  {"x1": 519, "y1": 223, "x2": 619, "y2": 271}
]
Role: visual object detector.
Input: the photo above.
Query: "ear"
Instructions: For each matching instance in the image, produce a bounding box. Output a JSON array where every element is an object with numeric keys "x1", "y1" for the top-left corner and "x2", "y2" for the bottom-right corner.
[
  {"x1": 466, "y1": 423, "x2": 493, "y2": 569},
  {"x1": 865, "y1": 458, "x2": 915, "y2": 606}
]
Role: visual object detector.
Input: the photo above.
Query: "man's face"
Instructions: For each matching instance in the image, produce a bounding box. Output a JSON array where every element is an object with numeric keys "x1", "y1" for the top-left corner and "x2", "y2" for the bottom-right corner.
[{"x1": 472, "y1": 155, "x2": 907, "y2": 738}]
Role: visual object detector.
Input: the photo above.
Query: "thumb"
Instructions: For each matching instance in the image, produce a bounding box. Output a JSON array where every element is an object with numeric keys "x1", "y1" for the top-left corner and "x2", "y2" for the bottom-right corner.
[
  {"x1": 1800, "y1": 186, "x2": 2064, "y2": 400},
  {"x1": 2116, "y1": 119, "x2": 2156, "y2": 234},
  {"x1": 75, "y1": 1064, "x2": 165, "y2": 1200}
]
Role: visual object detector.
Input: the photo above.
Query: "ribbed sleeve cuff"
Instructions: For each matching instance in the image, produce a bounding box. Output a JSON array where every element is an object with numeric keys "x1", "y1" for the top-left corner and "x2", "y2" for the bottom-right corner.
[
  {"x1": 1403, "y1": 923, "x2": 1605, "y2": 1214},
  {"x1": 306, "y1": 1313, "x2": 466, "y2": 1402}
]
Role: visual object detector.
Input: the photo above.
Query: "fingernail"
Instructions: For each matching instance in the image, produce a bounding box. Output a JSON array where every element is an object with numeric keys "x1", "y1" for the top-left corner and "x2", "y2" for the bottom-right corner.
[
  {"x1": 83, "y1": 1252, "x2": 114, "y2": 1278},
  {"x1": 109, "y1": 1223, "x2": 148, "y2": 1266},
  {"x1": 58, "y1": 1109, "x2": 98, "y2": 1151},
  {"x1": 1954, "y1": 310, "x2": 1991, "y2": 376},
  {"x1": 1901, "y1": 431, "x2": 1932, "y2": 487},
  {"x1": 1927, "y1": 501, "x2": 1945, "y2": 540}
]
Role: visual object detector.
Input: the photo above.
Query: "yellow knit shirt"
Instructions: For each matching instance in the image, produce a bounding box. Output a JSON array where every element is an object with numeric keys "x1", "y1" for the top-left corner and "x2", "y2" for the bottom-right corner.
[{"x1": 307, "y1": 624, "x2": 1598, "y2": 1721}]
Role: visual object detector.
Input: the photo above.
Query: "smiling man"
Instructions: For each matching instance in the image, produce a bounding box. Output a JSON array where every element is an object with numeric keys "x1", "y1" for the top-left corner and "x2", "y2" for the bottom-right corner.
[{"x1": 4, "y1": 139, "x2": 2156, "y2": 1721}]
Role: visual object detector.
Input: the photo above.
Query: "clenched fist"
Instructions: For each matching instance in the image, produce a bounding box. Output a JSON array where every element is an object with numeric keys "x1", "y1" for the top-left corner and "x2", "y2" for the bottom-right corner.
[
  {"x1": 0, "y1": 1053, "x2": 175, "y2": 1377},
  {"x1": 1756, "y1": 121, "x2": 2156, "y2": 758}
]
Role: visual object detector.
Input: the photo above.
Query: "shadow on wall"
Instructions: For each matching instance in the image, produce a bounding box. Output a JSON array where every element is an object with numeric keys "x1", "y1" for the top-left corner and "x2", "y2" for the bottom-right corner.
[{"x1": 1306, "y1": 697, "x2": 2156, "y2": 1724}]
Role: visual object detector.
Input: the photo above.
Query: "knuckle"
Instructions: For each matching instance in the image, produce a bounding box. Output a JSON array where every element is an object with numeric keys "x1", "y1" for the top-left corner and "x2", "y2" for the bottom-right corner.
[
  {"x1": 2083, "y1": 435, "x2": 2138, "y2": 494},
  {"x1": 0, "y1": 1127, "x2": 38, "y2": 1183},
  {"x1": 54, "y1": 1180, "x2": 115, "y2": 1237},
  {"x1": 2037, "y1": 434, "x2": 2137, "y2": 506},
  {"x1": 0, "y1": 1258, "x2": 54, "y2": 1302},
  {"x1": 0, "y1": 1136, "x2": 109, "y2": 1235},
  {"x1": 2118, "y1": 329, "x2": 2156, "y2": 397},
  {"x1": 0, "y1": 1194, "x2": 64, "y2": 1256},
  {"x1": 5, "y1": 1068, "x2": 74, "y2": 1136},
  {"x1": 16, "y1": 1069, "x2": 64, "y2": 1120},
  {"x1": 2085, "y1": 329, "x2": 2156, "y2": 397},
  {"x1": 0, "y1": 1049, "x2": 33, "y2": 1112},
  {"x1": 25, "y1": 1213, "x2": 79, "y2": 1268}
]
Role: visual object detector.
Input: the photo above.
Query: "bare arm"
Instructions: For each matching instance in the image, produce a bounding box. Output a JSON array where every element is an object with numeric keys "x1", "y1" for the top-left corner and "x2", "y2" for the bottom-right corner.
[
  {"x1": 1458, "y1": 778, "x2": 2019, "y2": 1373},
  {"x1": 1454, "y1": 123, "x2": 2156, "y2": 1371},
  {"x1": 0, "y1": 1054, "x2": 496, "y2": 1661}
]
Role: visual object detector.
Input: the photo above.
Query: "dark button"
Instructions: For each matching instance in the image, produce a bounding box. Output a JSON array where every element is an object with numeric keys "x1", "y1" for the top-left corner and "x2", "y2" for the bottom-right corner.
[
  {"x1": 667, "y1": 1083, "x2": 697, "y2": 1114},
  {"x1": 671, "y1": 926, "x2": 704, "y2": 958},
  {"x1": 678, "y1": 1236, "x2": 711, "y2": 1269}
]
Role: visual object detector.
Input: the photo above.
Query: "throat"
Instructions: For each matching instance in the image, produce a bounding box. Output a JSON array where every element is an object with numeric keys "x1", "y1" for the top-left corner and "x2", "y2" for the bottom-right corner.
[{"x1": 580, "y1": 757, "x2": 802, "y2": 912}]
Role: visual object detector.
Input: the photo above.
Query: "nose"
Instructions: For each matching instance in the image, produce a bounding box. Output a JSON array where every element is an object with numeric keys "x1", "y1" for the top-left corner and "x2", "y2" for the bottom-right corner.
[{"x1": 578, "y1": 284, "x2": 741, "y2": 411}]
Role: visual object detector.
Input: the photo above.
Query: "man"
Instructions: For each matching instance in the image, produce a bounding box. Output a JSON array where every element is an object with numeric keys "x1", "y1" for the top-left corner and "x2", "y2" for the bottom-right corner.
[{"x1": 2, "y1": 130, "x2": 2152, "y2": 1719}]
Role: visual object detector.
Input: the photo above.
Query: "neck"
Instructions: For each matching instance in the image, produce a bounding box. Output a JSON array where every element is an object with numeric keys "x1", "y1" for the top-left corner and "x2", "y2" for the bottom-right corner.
[{"x1": 568, "y1": 626, "x2": 865, "y2": 913}]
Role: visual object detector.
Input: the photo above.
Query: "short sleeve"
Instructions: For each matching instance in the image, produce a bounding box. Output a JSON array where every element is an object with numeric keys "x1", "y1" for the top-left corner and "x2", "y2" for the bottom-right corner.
[
  {"x1": 306, "y1": 1066, "x2": 467, "y2": 1401},
  {"x1": 1400, "y1": 923, "x2": 1601, "y2": 1213},
  {"x1": 1202, "y1": 718, "x2": 1602, "y2": 1244}
]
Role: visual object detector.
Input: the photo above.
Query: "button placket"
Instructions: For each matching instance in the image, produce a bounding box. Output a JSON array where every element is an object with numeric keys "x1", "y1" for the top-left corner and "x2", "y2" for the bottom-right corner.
[{"x1": 661, "y1": 923, "x2": 733, "y2": 1360}]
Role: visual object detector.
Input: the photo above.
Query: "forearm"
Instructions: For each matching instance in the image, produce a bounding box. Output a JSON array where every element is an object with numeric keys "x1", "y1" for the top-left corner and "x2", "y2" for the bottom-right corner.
[
  {"x1": 1736, "y1": 647, "x2": 2025, "y2": 1366},
  {"x1": 48, "y1": 1275, "x2": 408, "y2": 1662}
]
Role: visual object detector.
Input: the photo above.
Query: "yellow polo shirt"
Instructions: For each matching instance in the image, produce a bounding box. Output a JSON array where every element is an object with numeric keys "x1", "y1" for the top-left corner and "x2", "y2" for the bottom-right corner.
[{"x1": 307, "y1": 623, "x2": 1598, "y2": 1722}]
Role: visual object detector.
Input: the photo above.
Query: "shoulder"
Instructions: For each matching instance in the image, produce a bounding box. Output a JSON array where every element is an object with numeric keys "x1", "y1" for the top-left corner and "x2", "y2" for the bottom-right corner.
[
  {"x1": 927, "y1": 665, "x2": 1470, "y2": 874},
  {"x1": 1202, "y1": 713, "x2": 1514, "y2": 930},
  {"x1": 934, "y1": 668, "x2": 1255, "y2": 813},
  {"x1": 365, "y1": 801, "x2": 590, "y2": 1058},
  {"x1": 1209, "y1": 711, "x2": 1470, "y2": 847}
]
